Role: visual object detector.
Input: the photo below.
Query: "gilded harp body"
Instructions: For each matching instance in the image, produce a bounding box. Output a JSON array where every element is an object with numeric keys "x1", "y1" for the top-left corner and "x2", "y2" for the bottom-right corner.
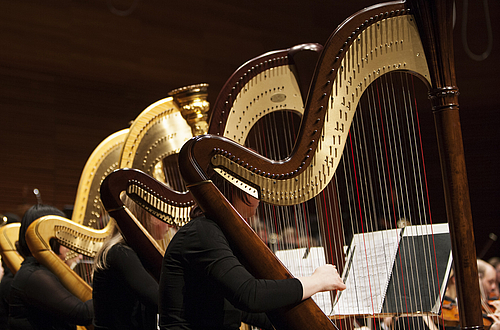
[{"x1": 179, "y1": 0, "x2": 481, "y2": 329}]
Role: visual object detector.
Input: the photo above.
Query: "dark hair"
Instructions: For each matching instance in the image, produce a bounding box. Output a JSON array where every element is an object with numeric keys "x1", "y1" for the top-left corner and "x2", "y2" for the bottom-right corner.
[{"x1": 18, "y1": 204, "x2": 65, "y2": 257}]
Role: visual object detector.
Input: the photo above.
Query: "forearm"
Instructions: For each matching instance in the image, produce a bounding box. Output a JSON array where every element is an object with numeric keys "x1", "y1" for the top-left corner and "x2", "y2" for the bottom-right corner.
[
  {"x1": 219, "y1": 266, "x2": 302, "y2": 312},
  {"x1": 298, "y1": 264, "x2": 346, "y2": 300},
  {"x1": 297, "y1": 276, "x2": 323, "y2": 300}
]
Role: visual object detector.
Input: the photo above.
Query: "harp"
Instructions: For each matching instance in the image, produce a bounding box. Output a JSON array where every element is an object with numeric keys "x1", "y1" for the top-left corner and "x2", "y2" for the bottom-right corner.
[
  {"x1": 24, "y1": 215, "x2": 113, "y2": 330},
  {"x1": 18, "y1": 130, "x2": 128, "y2": 330},
  {"x1": 100, "y1": 44, "x2": 323, "y2": 279},
  {"x1": 25, "y1": 215, "x2": 113, "y2": 302},
  {"x1": 101, "y1": 86, "x2": 210, "y2": 280},
  {"x1": 23, "y1": 128, "x2": 128, "y2": 279},
  {"x1": 178, "y1": 0, "x2": 482, "y2": 330},
  {"x1": 1, "y1": 128, "x2": 126, "y2": 279},
  {"x1": 0, "y1": 223, "x2": 23, "y2": 274}
]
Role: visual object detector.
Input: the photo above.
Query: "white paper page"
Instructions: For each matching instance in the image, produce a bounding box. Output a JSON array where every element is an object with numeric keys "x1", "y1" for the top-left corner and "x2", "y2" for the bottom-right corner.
[
  {"x1": 333, "y1": 229, "x2": 401, "y2": 315},
  {"x1": 275, "y1": 247, "x2": 332, "y2": 314}
]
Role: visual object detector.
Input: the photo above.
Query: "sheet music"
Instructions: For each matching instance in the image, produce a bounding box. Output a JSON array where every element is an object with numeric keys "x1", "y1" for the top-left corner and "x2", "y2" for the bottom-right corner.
[
  {"x1": 381, "y1": 223, "x2": 451, "y2": 314},
  {"x1": 275, "y1": 225, "x2": 450, "y2": 316},
  {"x1": 275, "y1": 247, "x2": 332, "y2": 314},
  {"x1": 332, "y1": 229, "x2": 402, "y2": 315}
]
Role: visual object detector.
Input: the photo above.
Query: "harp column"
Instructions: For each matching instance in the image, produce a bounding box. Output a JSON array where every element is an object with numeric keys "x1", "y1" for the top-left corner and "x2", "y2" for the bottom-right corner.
[{"x1": 410, "y1": 0, "x2": 483, "y2": 328}]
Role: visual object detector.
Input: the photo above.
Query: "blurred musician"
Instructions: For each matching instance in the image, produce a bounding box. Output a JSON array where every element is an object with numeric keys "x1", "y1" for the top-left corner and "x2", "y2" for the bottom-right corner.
[
  {"x1": 159, "y1": 174, "x2": 346, "y2": 330},
  {"x1": 9, "y1": 204, "x2": 93, "y2": 330},
  {"x1": 0, "y1": 212, "x2": 20, "y2": 328},
  {"x1": 478, "y1": 259, "x2": 500, "y2": 329},
  {"x1": 488, "y1": 257, "x2": 500, "y2": 300},
  {"x1": 92, "y1": 195, "x2": 175, "y2": 330},
  {"x1": 478, "y1": 260, "x2": 498, "y2": 300}
]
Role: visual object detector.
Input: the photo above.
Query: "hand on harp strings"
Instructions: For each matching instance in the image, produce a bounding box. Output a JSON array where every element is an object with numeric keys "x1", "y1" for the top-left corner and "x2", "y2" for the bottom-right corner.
[{"x1": 298, "y1": 264, "x2": 346, "y2": 301}]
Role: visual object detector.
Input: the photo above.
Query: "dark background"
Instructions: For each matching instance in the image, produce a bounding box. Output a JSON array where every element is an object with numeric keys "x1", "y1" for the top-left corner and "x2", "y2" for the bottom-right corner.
[{"x1": 1, "y1": 0, "x2": 498, "y2": 260}]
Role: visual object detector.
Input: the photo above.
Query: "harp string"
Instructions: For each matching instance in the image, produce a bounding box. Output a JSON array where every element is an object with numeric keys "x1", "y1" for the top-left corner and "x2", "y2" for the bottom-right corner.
[
  {"x1": 73, "y1": 203, "x2": 110, "y2": 285},
  {"x1": 400, "y1": 72, "x2": 426, "y2": 325},
  {"x1": 349, "y1": 128, "x2": 378, "y2": 316},
  {"x1": 381, "y1": 74, "x2": 414, "y2": 320},
  {"x1": 378, "y1": 75, "x2": 411, "y2": 318},
  {"x1": 370, "y1": 88, "x2": 404, "y2": 319},
  {"x1": 164, "y1": 154, "x2": 188, "y2": 192},
  {"x1": 408, "y1": 72, "x2": 443, "y2": 328},
  {"x1": 246, "y1": 110, "x2": 312, "y2": 251},
  {"x1": 401, "y1": 72, "x2": 440, "y2": 325}
]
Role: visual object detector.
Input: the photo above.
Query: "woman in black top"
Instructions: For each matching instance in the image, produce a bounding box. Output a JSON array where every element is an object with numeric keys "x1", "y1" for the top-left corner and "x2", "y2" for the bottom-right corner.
[
  {"x1": 159, "y1": 179, "x2": 346, "y2": 330},
  {"x1": 92, "y1": 196, "x2": 175, "y2": 330},
  {"x1": 9, "y1": 204, "x2": 94, "y2": 330}
]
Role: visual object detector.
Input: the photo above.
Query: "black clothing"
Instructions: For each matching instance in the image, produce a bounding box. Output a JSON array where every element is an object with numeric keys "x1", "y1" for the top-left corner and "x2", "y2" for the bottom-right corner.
[
  {"x1": 159, "y1": 216, "x2": 303, "y2": 330},
  {"x1": 0, "y1": 265, "x2": 14, "y2": 328},
  {"x1": 9, "y1": 256, "x2": 93, "y2": 330},
  {"x1": 92, "y1": 243, "x2": 158, "y2": 330}
]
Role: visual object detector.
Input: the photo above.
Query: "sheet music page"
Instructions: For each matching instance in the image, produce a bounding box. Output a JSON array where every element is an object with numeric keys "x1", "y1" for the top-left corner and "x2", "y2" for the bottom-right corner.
[
  {"x1": 332, "y1": 229, "x2": 401, "y2": 315},
  {"x1": 275, "y1": 247, "x2": 332, "y2": 314}
]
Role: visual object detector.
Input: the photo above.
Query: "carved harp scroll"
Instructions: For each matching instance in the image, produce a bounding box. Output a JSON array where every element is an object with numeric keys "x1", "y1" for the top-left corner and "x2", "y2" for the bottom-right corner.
[{"x1": 179, "y1": 0, "x2": 482, "y2": 329}]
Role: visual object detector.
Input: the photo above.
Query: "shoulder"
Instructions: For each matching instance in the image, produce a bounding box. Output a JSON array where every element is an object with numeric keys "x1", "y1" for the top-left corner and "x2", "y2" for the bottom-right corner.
[
  {"x1": 182, "y1": 215, "x2": 222, "y2": 234},
  {"x1": 107, "y1": 243, "x2": 137, "y2": 263},
  {"x1": 12, "y1": 257, "x2": 60, "y2": 289},
  {"x1": 16, "y1": 257, "x2": 51, "y2": 278},
  {"x1": 179, "y1": 216, "x2": 226, "y2": 242},
  {"x1": 178, "y1": 216, "x2": 231, "y2": 256},
  {"x1": 109, "y1": 242, "x2": 134, "y2": 253}
]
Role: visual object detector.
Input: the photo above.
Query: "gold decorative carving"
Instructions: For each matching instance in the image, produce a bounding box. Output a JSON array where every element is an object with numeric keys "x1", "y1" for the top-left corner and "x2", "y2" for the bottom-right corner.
[{"x1": 169, "y1": 83, "x2": 210, "y2": 136}]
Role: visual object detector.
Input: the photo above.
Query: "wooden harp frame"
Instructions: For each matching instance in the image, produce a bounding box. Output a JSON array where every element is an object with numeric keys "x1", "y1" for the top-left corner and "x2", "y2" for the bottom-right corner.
[{"x1": 178, "y1": 0, "x2": 482, "y2": 329}]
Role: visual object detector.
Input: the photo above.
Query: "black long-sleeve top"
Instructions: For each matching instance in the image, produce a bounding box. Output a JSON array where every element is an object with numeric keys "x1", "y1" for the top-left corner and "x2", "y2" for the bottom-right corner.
[
  {"x1": 8, "y1": 256, "x2": 93, "y2": 330},
  {"x1": 0, "y1": 266, "x2": 14, "y2": 328},
  {"x1": 92, "y1": 243, "x2": 158, "y2": 330},
  {"x1": 159, "y1": 216, "x2": 303, "y2": 330}
]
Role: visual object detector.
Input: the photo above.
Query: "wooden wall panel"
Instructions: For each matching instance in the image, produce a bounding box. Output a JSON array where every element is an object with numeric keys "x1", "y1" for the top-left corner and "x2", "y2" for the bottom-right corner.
[{"x1": 0, "y1": 0, "x2": 498, "y2": 259}]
